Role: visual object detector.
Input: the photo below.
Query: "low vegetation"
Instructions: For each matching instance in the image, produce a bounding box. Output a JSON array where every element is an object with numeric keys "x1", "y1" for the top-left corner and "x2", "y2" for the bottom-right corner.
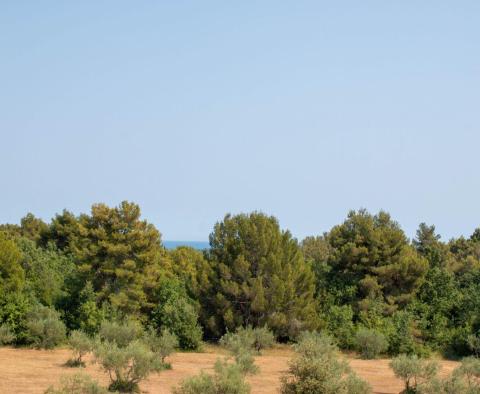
[
  {"x1": 390, "y1": 354, "x2": 439, "y2": 393},
  {"x1": 26, "y1": 305, "x2": 66, "y2": 349},
  {"x1": 44, "y1": 373, "x2": 110, "y2": 394},
  {"x1": 355, "y1": 328, "x2": 388, "y2": 359},
  {"x1": 174, "y1": 329, "x2": 260, "y2": 394},
  {"x1": 93, "y1": 321, "x2": 176, "y2": 393},
  {"x1": 281, "y1": 331, "x2": 372, "y2": 394},
  {"x1": 66, "y1": 330, "x2": 92, "y2": 367}
]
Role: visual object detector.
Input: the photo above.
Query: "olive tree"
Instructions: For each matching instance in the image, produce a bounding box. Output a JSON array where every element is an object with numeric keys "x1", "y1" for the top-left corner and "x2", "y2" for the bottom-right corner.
[
  {"x1": 281, "y1": 331, "x2": 371, "y2": 394},
  {"x1": 93, "y1": 321, "x2": 177, "y2": 392},
  {"x1": 355, "y1": 328, "x2": 388, "y2": 359},
  {"x1": 44, "y1": 373, "x2": 109, "y2": 394},
  {"x1": 173, "y1": 359, "x2": 250, "y2": 394},
  {"x1": 67, "y1": 330, "x2": 92, "y2": 367},
  {"x1": 390, "y1": 354, "x2": 439, "y2": 393}
]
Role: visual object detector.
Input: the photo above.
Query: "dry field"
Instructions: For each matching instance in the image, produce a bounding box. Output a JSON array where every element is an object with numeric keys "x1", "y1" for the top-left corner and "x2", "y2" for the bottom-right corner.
[{"x1": 0, "y1": 346, "x2": 459, "y2": 394}]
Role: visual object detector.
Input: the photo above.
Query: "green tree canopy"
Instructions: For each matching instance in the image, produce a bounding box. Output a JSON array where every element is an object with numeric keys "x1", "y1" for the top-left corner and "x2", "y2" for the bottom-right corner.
[
  {"x1": 0, "y1": 232, "x2": 25, "y2": 295},
  {"x1": 325, "y1": 210, "x2": 428, "y2": 315},
  {"x1": 70, "y1": 201, "x2": 166, "y2": 317},
  {"x1": 206, "y1": 212, "x2": 318, "y2": 338}
]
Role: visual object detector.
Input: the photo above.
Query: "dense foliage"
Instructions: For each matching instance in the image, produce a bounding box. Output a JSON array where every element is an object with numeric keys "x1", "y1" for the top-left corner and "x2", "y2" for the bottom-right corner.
[{"x1": 1, "y1": 201, "x2": 480, "y2": 362}]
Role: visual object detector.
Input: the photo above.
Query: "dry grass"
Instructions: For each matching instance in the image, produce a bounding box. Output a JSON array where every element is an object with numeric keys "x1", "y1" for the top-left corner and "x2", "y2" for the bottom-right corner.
[{"x1": 0, "y1": 346, "x2": 459, "y2": 394}]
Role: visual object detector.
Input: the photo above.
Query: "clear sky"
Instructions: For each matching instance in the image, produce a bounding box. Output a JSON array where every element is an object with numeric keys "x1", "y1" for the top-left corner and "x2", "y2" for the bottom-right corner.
[{"x1": 1, "y1": 2, "x2": 479, "y2": 242}]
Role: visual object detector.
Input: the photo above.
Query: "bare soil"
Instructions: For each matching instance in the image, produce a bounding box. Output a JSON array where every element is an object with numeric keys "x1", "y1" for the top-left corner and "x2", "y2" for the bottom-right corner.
[{"x1": 0, "y1": 346, "x2": 459, "y2": 394}]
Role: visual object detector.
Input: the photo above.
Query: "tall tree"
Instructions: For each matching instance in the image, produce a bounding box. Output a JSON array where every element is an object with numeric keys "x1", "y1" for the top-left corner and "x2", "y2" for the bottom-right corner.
[
  {"x1": 71, "y1": 201, "x2": 165, "y2": 317},
  {"x1": 326, "y1": 210, "x2": 428, "y2": 315},
  {"x1": 207, "y1": 212, "x2": 318, "y2": 339}
]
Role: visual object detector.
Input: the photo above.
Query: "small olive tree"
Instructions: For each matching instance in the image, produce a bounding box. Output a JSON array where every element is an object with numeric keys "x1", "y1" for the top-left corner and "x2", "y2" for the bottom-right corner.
[
  {"x1": 220, "y1": 325, "x2": 275, "y2": 354},
  {"x1": 93, "y1": 321, "x2": 177, "y2": 393},
  {"x1": 173, "y1": 359, "x2": 250, "y2": 394},
  {"x1": 390, "y1": 354, "x2": 439, "y2": 393},
  {"x1": 415, "y1": 357, "x2": 480, "y2": 394},
  {"x1": 67, "y1": 330, "x2": 92, "y2": 367},
  {"x1": 144, "y1": 328, "x2": 178, "y2": 365},
  {"x1": 355, "y1": 328, "x2": 388, "y2": 359},
  {"x1": 281, "y1": 331, "x2": 371, "y2": 394},
  {"x1": 219, "y1": 329, "x2": 260, "y2": 375},
  {"x1": 44, "y1": 373, "x2": 109, "y2": 394}
]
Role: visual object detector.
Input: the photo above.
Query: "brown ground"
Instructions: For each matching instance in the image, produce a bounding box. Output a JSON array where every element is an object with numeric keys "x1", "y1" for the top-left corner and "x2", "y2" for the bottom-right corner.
[{"x1": 0, "y1": 346, "x2": 459, "y2": 394}]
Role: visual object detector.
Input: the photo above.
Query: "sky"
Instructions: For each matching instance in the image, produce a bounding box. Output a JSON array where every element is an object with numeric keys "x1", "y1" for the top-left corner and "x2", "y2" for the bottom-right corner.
[{"x1": 1, "y1": 1, "x2": 479, "y2": 242}]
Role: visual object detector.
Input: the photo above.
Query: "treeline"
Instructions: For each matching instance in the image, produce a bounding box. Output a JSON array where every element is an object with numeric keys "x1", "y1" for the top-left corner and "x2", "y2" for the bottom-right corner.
[{"x1": 1, "y1": 201, "x2": 480, "y2": 358}]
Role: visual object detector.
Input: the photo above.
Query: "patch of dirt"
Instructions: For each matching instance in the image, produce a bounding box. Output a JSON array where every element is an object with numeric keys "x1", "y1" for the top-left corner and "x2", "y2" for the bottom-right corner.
[{"x1": 0, "y1": 347, "x2": 459, "y2": 394}]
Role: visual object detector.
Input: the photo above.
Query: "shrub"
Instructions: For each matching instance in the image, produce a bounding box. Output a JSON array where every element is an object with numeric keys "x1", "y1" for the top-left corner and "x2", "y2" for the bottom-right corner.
[
  {"x1": 44, "y1": 373, "x2": 110, "y2": 394},
  {"x1": 280, "y1": 330, "x2": 371, "y2": 394},
  {"x1": 388, "y1": 311, "x2": 417, "y2": 356},
  {"x1": 67, "y1": 330, "x2": 92, "y2": 367},
  {"x1": 220, "y1": 326, "x2": 276, "y2": 354},
  {"x1": 415, "y1": 357, "x2": 480, "y2": 394},
  {"x1": 152, "y1": 279, "x2": 203, "y2": 350},
  {"x1": 94, "y1": 321, "x2": 172, "y2": 392},
  {"x1": 0, "y1": 292, "x2": 33, "y2": 344},
  {"x1": 390, "y1": 354, "x2": 439, "y2": 393},
  {"x1": 98, "y1": 320, "x2": 142, "y2": 348},
  {"x1": 26, "y1": 305, "x2": 66, "y2": 349},
  {"x1": 144, "y1": 328, "x2": 178, "y2": 365},
  {"x1": 251, "y1": 326, "x2": 275, "y2": 353},
  {"x1": 324, "y1": 305, "x2": 356, "y2": 349},
  {"x1": 355, "y1": 328, "x2": 388, "y2": 359},
  {"x1": 281, "y1": 353, "x2": 371, "y2": 394},
  {"x1": 233, "y1": 347, "x2": 258, "y2": 375},
  {"x1": 467, "y1": 334, "x2": 480, "y2": 358},
  {"x1": 293, "y1": 331, "x2": 338, "y2": 359},
  {"x1": 173, "y1": 359, "x2": 250, "y2": 394},
  {"x1": 94, "y1": 339, "x2": 165, "y2": 393},
  {"x1": 219, "y1": 328, "x2": 260, "y2": 375},
  {"x1": 220, "y1": 329, "x2": 254, "y2": 353},
  {"x1": 0, "y1": 324, "x2": 15, "y2": 345},
  {"x1": 454, "y1": 357, "x2": 480, "y2": 390}
]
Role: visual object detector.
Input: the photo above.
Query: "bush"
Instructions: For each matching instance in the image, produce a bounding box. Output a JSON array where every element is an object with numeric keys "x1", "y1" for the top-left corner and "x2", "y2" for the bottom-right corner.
[
  {"x1": 173, "y1": 359, "x2": 250, "y2": 394},
  {"x1": 414, "y1": 357, "x2": 480, "y2": 393},
  {"x1": 98, "y1": 320, "x2": 142, "y2": 348},
  {"x1": 26, "y1": 305, "x2": 66, "y2": 349},
  {"x1": 0, "y1": 292, "x2": 33, "y2": 344},
  {"x1": 467, "y1": 334, "x2": 480, "y2": 357},
  {"x1": 324, "y1": 305, "x2": 356, "y2": 349},
  {"x1": 293, "y1": 331, "x2": 338, "y2": 359},
  {"x1": 454, "y1": 357, "x2": 480, "y2": 391},
  {"x1": 390, "y1": 354, "x2": 439, "y2": 393},
  {"x1": 220, "y1": 325, "x2": 275, "y2": 355},
  {"x1": 281, "y1": 352, "x2": 371, "y2": 394},
  {"x1": 355, "y1": 328, "x2": 388, "y2": 359},
  {"x1": 152, "y1": 280, "x2": 203, "y2": 350},
  {"x1": 44, "y1": 373, "x2": 110, "y2": 394},
  {"x1": 388, "y1": 311, "x2": 417, "y2": 356},
  {"x1": 67, "y1": 330, "x2": 92, "y2": 367},
  {"x1": 280, "y1": 330, "x2": 371, "y2": 394},
  {"x1": 94, "y1": 321, "x2": 172, "y2": 392},
  {"x1": 144, "y1": 328, "x2": 178, "y2": 365},
  {"x1": 219, "y1": 328, "x2": 262, "y2": 375},
  {"x1": 0, "y1": 324, "x2": 15, "y2": 345}
]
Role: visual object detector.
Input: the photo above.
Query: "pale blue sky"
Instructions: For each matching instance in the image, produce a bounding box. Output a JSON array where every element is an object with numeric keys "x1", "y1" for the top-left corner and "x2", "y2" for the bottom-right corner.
[{"x1": 1, "y1": 1, "x2": 479, "y2": 241}]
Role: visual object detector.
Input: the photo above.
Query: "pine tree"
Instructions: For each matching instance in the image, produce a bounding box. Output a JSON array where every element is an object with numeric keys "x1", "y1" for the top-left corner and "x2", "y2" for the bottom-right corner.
[{"x1": 207, "y1": 212, "x2": 318, "y2": 338}]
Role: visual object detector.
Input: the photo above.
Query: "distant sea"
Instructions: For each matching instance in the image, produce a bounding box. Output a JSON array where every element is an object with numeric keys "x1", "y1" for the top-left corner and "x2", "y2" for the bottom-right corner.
[{"x1": 163, "y1": 241, "x2": 210, "y2": 250}]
